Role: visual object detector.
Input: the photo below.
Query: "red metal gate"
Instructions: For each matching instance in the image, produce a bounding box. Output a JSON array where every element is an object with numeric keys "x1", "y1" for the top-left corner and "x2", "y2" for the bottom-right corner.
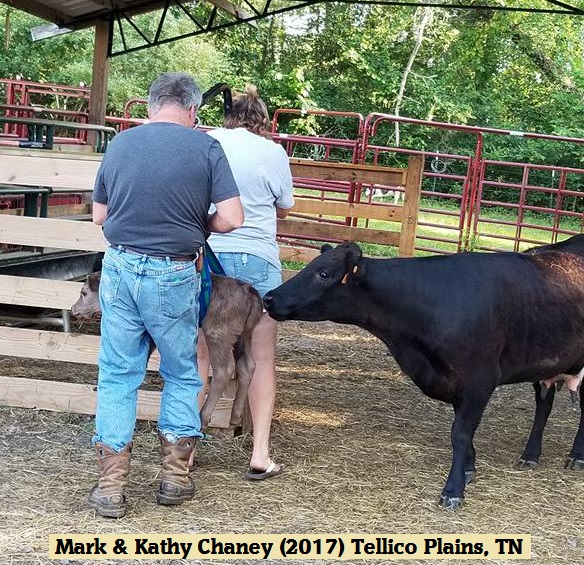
[{"x1": 272, "y1": 109, "x2": 584, "y2": 255}]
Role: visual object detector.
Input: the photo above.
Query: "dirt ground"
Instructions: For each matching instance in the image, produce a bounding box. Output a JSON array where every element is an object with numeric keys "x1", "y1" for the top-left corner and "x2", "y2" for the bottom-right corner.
[{"x1": 1, "y1": 320, "x2": 584, "y2": 565}]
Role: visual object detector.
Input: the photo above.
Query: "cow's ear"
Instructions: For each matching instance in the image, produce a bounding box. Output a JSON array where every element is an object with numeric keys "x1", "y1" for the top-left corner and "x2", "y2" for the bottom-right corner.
[
  {"x1": 344, "y1": 242, "x2": 362, "y2": 268},
  {"x1": 344, "y1": 242, "x2": 366, "y2": 285},
  {"x1": 320, "y1": 244, "x2": 334, "y2": 254}
]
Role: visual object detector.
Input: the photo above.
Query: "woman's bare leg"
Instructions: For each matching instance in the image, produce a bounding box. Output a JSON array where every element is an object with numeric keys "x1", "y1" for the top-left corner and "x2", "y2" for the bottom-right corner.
[{"x1": 247, "y1": 314, "x2": 282, "y2": 474}]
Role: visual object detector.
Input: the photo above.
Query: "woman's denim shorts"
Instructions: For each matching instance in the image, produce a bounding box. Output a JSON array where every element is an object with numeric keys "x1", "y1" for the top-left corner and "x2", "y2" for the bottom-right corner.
[{"x1": 215, "y1": 252, "x2": 281, "y2": 298}]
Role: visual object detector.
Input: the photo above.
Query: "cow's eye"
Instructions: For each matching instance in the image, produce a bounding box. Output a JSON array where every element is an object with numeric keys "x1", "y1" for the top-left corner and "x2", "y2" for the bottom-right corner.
[{"x1": 318, "y1": 271, "x2": 329, "y2": 280}]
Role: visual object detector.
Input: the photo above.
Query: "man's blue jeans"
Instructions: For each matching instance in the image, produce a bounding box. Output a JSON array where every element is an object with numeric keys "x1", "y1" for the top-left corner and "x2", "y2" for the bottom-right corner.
[{"x1": 93, "y1": 246, "x2": 203, "y2": 452}]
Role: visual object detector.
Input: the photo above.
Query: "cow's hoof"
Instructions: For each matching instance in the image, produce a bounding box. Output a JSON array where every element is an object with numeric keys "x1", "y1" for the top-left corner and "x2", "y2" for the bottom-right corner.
[
  {"x1": 564, "y1": 458, "x2": 584, "y2": 470},
  {"x1": 516, "y1": 458, "x2": 539, "y2": 470},
  {"x1": 464, "y1": 470, "x2": 476, "y2": 485},
  {"x1": 438, "y1": 495, "x2": 464, "y2": 510}
]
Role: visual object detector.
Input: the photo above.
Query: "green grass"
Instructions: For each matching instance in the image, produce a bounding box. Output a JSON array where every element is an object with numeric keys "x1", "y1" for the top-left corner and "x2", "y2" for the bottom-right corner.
[
  {"x1": 357, "y1": 196, "x2": 583, "y2": 255},
  {"x1": 282, "y1": 260, "x2": 307, "y2": 270},
  {"x1": 415, "y1": 200, "x2": 582, "y2": 254},
  {"x1": 281, "y1": 195, "x2": 583, "y2": 266}
]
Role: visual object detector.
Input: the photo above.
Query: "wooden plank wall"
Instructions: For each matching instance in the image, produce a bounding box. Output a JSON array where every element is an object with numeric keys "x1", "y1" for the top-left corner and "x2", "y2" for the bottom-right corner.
[
  {"x1": 0, "y1": 216, "x2": 233, "y2": 427},
  {"x1": 0, "y1": 147, "x2": 423, "y2": 424}
]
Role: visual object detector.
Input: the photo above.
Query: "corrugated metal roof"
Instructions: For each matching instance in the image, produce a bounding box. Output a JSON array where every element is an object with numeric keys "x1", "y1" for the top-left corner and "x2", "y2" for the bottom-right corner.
[{"x1": 1, "y1": 0, "x2": 178, "y2": 29}]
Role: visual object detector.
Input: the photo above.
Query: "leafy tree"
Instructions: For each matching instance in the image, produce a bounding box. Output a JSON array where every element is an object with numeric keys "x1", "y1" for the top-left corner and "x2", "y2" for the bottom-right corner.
[
  {"x1": 1, "y1": 1, "x2": 583, "y2": 173},
  {"x1": 0, "y1": 6, "x2": 230, "y2": 117}
]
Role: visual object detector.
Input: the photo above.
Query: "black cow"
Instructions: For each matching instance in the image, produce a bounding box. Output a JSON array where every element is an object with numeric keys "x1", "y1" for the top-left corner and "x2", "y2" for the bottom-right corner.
[
  {"x1": 516, "y1": 235, "x2": 584, "y2": 468},
  {"x1": 526, "y1": 234, "x2": 584, "y2": 256},
  {"x1": 263, "y1": 238, "x2": 584, "y2": 509}
]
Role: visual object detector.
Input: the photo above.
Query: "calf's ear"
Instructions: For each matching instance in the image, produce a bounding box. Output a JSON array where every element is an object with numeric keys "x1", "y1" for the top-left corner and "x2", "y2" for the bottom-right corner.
[
  {"x1": 88, "y1": 273, "x2": 101, "y2": 291},
  {"x1": 320, "y1": 244, "x2": 334, "y2": 254}
]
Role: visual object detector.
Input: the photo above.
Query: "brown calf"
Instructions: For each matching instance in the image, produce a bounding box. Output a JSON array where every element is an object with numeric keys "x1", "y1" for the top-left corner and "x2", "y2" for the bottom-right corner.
[{"x1": 71, "y1": 271, "x2": 263, "y2": 429}]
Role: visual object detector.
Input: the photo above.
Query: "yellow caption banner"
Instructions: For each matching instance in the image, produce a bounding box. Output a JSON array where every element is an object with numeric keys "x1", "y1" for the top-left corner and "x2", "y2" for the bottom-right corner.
[{"x1": 49, "y1": 534, "x2": 531, "y2": 560}]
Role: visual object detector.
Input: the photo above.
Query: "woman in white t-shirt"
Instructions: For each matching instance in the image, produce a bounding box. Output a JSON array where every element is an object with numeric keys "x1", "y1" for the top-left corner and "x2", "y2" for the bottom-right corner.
[{"x1": 201, "y1": 85, "x2": 294, "y2": 479}]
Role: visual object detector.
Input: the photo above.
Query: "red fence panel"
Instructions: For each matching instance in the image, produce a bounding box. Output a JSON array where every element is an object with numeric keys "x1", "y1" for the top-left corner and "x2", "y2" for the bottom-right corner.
[
  {"x1": 2, "y1": 78, "x2": 583, "y2": 256},
  {"x1": 360, "y1": 113, "x2": 584, "y2": 254}
]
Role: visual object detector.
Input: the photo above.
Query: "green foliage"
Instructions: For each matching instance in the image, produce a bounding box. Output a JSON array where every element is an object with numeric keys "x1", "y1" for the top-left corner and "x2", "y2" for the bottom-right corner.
[
  {"x1": 0, "y1": 7, "x2": 229, "y2": 116},
  {"x1": 0, "y1": 2, "x2": 583, "y2": 177},
  {"x1": 107, "y1": 40, "x2": 230, "y2": 116},
  {"x1": 0, "y1": 9, "x2": 93, "y2": 88}
]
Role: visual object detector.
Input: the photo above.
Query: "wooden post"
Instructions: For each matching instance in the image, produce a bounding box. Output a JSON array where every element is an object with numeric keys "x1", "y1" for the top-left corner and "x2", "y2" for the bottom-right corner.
[
  {"x1": 398, "y1": 155, "x2": 424, "y2": 257},
  {"x1": 87, "y1": 20, "x2": 110, "y2": 148}
]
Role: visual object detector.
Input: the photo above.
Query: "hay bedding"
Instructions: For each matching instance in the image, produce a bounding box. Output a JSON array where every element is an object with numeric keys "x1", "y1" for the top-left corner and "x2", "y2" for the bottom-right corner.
[{"x1": 0, "y1": 320, "x2": 583, "y2": 565}]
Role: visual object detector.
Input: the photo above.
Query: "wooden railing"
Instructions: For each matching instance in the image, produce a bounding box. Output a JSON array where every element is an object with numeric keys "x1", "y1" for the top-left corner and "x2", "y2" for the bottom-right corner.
[
  {"x1": 0, "y1": 146, "x2": 423, "y2": 423},
  {"x1": 281, "y1": 156, "x2": 423, "y2": 265}
]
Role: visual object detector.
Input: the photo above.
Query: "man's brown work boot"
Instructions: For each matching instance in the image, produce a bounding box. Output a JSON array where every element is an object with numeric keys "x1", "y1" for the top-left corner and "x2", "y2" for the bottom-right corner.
[
  {"x1": 88, "y1": 442, "x2": 132, "y2": 518},
  {"x1": 156, "y1": 433, "x2": 195, "y2": 505}
]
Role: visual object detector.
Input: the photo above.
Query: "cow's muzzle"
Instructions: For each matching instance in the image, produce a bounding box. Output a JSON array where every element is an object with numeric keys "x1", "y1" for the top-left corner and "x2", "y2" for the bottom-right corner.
[{"x1": 262, "y1": 294, "x2": 286, "y2": 321}]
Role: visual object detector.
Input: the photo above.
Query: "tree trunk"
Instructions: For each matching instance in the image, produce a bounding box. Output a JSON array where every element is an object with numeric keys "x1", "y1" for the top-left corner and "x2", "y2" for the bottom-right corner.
[
  {"x1": 394, "y1": 7, "x2": 433, "y2": 146},
  {"x1": 4, "y1": 8, "x2": 11, "y2": 51}
]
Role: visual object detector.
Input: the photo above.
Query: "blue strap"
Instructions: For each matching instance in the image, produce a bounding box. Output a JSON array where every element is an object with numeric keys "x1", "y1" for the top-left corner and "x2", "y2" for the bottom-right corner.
[
  {"x1": 198, "y1": 243, "x2": 224, "y2": 326},
  {"x1": 204, "y1": 242, "x2": 225, "y2": 276}
]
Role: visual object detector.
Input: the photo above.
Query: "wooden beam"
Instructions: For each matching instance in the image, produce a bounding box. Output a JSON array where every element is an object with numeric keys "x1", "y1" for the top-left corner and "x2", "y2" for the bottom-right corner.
[
  {"x1": 0, "y1": 215, "x2": 107, "y2": 251},
  {"x1": 88, "y1": 20, "x2": 110, "y2": 146},
  {"x1": 0, "y1": 326, "x2": 160, "y2": 370},
  {"x1": 0, "y1": 275, "x2": 82, "y2": 310},
  {"x1": 0, "y1": 147, "x2": 103, "y2": 162},
  {"x1": 278, "y1": 218, "x2": 400, "y2": 247},
  {"x1": 3, "y1": 0, "x2": 71, "y2": 27},
  {"x1": 291, "y1": 197, "x2": 404, "y2": 223},
  {"x1": 398, "y1": 155, "x2": 424, "y2": 257},
  {"x1": 0, "y1": 204, "x2": 89, "y2": 218},
  {"x1": 46, "y1": 204, "x2": 92, "y2": 218},
  {"x1": 279, "y1": 246, "x2": 320, "y2": 264},
  {"x1": 290, "y1": 158, "x2": 407, "y2": 186},
  {"x1": 0, "y1": 376, "x2": 233, "y2": 427},
  {"x1": 282, "y1": 268, "x2": 299, "y2": 281},
  {"x1": 0, "y1": 148, "x2": 102, "y2": 191}
]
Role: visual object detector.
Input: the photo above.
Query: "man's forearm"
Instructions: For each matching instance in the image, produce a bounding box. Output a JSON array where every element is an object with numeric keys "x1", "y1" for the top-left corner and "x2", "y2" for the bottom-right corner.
[
  {"x1": 206, "y1": 211, "x2": 241, "y2": 233},
  {"x1": 207, "y1": 197, "x2": 244, "y2": 233}
]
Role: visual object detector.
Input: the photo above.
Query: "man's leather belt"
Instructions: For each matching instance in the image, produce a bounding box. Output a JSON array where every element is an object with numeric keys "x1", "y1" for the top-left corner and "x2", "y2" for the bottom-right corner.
[{"x1": 121, "y1": 246, "x2": 198, "y2": 262}]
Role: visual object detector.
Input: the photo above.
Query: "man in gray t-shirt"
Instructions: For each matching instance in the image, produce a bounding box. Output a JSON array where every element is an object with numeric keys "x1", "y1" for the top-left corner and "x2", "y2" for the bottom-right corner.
[
  {"x1": 94, "y1": 121, "x2": 239, "y2": 256},
  {"x1": 88, "y1": 72, "x2": 243, "y2": 519}
]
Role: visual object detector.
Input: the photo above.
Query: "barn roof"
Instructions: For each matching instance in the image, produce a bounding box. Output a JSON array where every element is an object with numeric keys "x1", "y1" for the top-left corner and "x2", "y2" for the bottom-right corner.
[{"x1": 1, "y1": 0, "x2": 583, "y2": 56}]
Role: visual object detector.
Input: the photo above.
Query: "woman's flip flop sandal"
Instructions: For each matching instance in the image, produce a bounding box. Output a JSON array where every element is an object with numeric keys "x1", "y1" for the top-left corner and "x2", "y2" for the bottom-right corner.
[{"x1": 245, "y1": 460, "x2": 285, "y2": 480}]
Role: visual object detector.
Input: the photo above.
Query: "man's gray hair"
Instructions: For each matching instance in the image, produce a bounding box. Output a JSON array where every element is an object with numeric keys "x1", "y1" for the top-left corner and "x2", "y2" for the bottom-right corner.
[{"x1": 148, "y1": 72, "x2": 203, "y2": 114}]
